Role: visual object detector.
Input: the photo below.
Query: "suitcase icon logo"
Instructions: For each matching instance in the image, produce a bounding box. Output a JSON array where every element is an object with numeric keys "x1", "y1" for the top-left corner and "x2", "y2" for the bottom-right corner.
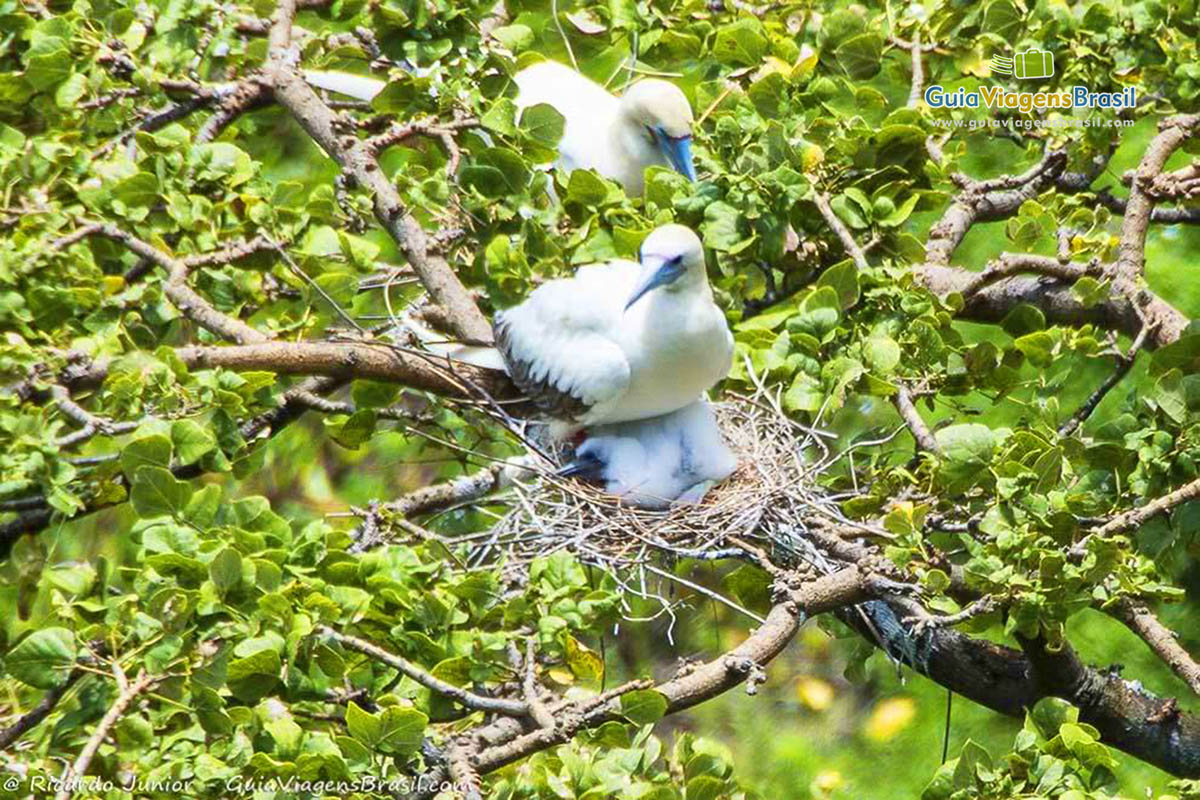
[{"x1": 991, "y1": 49, "x2": 1054, "y2": 80}]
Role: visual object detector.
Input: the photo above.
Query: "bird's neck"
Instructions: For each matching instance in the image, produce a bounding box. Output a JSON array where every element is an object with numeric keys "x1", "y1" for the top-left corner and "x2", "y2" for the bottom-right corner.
[{"x1": 637, "y1": 276, "x2": 713, "y2": 317}]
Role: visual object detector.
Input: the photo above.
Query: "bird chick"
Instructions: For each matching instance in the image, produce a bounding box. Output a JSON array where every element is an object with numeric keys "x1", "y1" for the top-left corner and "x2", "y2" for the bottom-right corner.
[{"x1": 559, "y1": 400, "x2": 737, "y2": 509}]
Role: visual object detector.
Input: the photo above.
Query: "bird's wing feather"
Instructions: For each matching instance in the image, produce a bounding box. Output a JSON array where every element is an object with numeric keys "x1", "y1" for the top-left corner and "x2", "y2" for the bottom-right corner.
[
  {"x1": 303, "y1": 70, "x2": 387, "y2": 100},
  {"x1": 513, "y1": 62, "x2": 620, "y2": 173},
  {"x1": 494, "y1": 261, "x2": 638, "y2": 420}
]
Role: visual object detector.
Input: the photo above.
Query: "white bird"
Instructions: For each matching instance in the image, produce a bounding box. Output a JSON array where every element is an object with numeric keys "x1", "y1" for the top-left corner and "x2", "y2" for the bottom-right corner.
[
  {"x1": 558, "y1": 400, "x2": 737, "y2": 509},
  {"x1": 513, "y1": 60, "x2": 696, "y2": 195},
  {"x1": 303, "y1": 61, "x2": 697, "y2": 195},
  {"x1": 494, "y1": 223, "x2": 733, "y2": 429}
]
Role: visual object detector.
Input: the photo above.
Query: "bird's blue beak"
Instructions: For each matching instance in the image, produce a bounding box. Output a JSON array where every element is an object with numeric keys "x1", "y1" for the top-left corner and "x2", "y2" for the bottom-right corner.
[
  {"x1": 651, "y1": 128, "x2": 697, "y2": 181},
  {"x1": 625, "y1": 257, "x2": 686, "y2": 311}
]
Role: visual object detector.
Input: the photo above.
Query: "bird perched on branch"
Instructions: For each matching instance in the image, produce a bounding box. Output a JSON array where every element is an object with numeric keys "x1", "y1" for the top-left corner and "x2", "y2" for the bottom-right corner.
[
  {"x1": 304, "y1": 61, "x2": 697, "y2": 195},
  {"x1": 512, "y1": 60, "x2": 697, "y2": 195},
  {"x1": 558, "y1": 399, "x2": 737, "y2": 509},
  {"x1": 493, "y1": 224, "x2": 733, "y2": 431}
]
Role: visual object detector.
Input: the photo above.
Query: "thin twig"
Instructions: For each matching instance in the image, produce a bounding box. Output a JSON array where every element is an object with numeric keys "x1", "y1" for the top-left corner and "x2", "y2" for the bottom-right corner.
[{"x1": 53, "y1": 669, "x2": 156, "y2": 800}]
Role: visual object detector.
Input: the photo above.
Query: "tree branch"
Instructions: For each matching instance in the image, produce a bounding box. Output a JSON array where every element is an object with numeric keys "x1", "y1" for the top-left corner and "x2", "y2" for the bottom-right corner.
[
  {"x1": 0, "y1": 667, "x2": 84, "y2": 751},
  {"x1": 892, "y1": 386, "x2": 941, "y2": 455},
  {"x1": 1058, "y1": 320, "x2": 1155, "y2": 437},
  {"x1": 317, "y1": 626, "x2": 532, "y2": 717},
  {"x1": 1114, "y1": 114, "x2": 1200, "y2": 281},
  {"x1": 813, "y1": 192, "x2": 869, "y2": 271},
  {"x1": 1110, "y1": 598, "x2": 1200, "y2": 696},
  {"x1": 262, "y1": 15, "x2": 491, "y2": 344},
  {"x1": 52, "y1": 223, "x2": 268, "y2": 345},
  {"x1": 52, "y1": 669, "x2": 156, "y2": 800}
]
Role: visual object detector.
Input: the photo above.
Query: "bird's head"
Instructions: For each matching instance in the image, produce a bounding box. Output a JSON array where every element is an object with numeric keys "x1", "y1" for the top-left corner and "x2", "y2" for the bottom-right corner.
[
  {"x1": 620, "y1": 79, "x2": 697, "y2": 181},
  {"x1": 625, "y1": 224, "x2": 706, "y2": 310}
]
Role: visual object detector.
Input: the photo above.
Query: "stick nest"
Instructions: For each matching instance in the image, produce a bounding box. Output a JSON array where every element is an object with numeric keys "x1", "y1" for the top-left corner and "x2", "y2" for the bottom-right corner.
[{"x1": 469, "y1": 385, "x2": 850, "y2": 587}]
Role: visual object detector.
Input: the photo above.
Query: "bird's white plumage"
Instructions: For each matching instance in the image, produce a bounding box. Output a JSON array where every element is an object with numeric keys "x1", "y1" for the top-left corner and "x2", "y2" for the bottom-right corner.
[
  {"x1": 494, "y1": 225, "x2": 733, "y2": 428},
  {"x1": 304, "y1": 62, "x2": 693, "y2": 195},
  {"x1": 497, "y1": 261, "x2": 635, "y2": 410},
  {"x1": 303, "y1": 70, "x2": 388, "y2": 100},
  {"x1": 513, "y1": 61, "x2": 692, "y2": 195},
  {"x1": 513, "y1": 62, "x2": 621, "y2": 175},
  {"x1": 573, "y1": 400, "x2": 737, "y2": 509}
]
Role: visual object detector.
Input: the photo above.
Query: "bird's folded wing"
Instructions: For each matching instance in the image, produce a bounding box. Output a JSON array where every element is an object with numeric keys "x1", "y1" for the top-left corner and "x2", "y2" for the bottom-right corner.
[
  {"x1": 513, "y1": 62, "x2": 619, "y2": 128},
  {"x1": 493, "y1": 271, "x2": 633, "y2": 420}
]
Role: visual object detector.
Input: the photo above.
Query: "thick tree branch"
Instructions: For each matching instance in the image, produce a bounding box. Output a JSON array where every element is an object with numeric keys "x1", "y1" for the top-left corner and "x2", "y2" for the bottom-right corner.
[
  {"x1": 917, "y1": 263, "x2": 1189, "y2": 349},
  {"x1": 261, "y1": 11, "x2": 491, "y2": 344},
  {"x1": 925, "y1": 149, "x2": 1068, "y2": 266},
  {"x1": 1110, "y1": 598, "x2": 1200, "y2": 697},
  {"x1": 959, "y1": 253, "x2": 1099, "y2": 299},
  {"x1": 464, "y1": 567, "x2": 873, "y2": 775},
  {"x1": 1114, "y1": 114, "x2": 1200, "y2": 281}
]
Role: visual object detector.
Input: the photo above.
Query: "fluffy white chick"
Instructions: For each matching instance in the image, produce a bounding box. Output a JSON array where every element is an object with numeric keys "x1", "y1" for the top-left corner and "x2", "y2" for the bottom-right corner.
[{"x1": 559, "y1": 400, "x2": 736, "y2": 509}]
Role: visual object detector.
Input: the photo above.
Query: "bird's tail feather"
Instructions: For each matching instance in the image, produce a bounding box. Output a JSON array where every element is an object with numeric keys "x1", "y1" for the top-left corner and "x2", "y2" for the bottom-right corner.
[
  {"x1": 398, "y1": 315, "x2": 507, "y2": 371},
  {"x1": 303, "y1": 70, "x2": 388, "y2": 101}
]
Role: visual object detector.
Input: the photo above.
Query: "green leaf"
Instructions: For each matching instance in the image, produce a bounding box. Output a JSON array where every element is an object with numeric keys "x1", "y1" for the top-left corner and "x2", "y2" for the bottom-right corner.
[
  {"x1": 620, "y1": 689, "x2": 668, "y2": 724},
  {"x1": 54, "y1": 72, "x2": 87, "y2": 108},
  {"x1": 130, "y1": 466, "x2": 194, "y2": 519},
  {"x1": 6, "y1": 628, "x2": 77, "y2": 689},
  {"x1": 481, "y1": 97, "x2": 518, "y2": 137},
  {"x1": 520, "y1": 103, "x2": 564, "y2": 148},
  {"x1": 876, "y1": 194, "x2": 919, "y2": 228},
  {"x1": 835, "y1": 33, "x2": 882, "y2": 79},
  {"x1": 491, "y1": 24, "x2": 534, "y2": 51},
  {"x1": 112, "y1": 172, "x2": 160, "y2": 208},
  {"x1": 1001, "y1": 304, "x2": 1046, "y2": 337},
  {"x1": 983, "y1": 0, "x2": 1023, "y2": 40},
  {"x1": 209, "y1": 547, "x2": 242, "y2": 596},
  {"x1": 712, "y1": 19, "x2": 768, "y2": 67},
  {"x1": 122, "y1": 435, "x2": 173, "y2": 479},
  {"x1": 1029, "y1": 696, "x2": 1078, "y2": 739},
  {"x1": 864, "y1": 335, "x2": 901, "y2": 373},
  {"x1": 171, "y1": 420, "x2": 216, "y2": 465},
  {"x1": 816, "y1": 261, "x2": 860, "y2": 309},
  {"x1": 566, "y1": 170, "x2": 615, "y2": 207},
  {"x1": 227, "y1": 648, "x2": 281, "y2": 704},
  {"x1": 935, "y1": 424, "x2": 995, "y2": 492},
  {"x1": 325, "y1": 409, "x2": 377, "y2": 449},
  {"x1": 345, "y1": 702, "x2": 427, "y2": 755},
  {"x1": 702, "y1": 201, "x2": 745, "y2": 252}
]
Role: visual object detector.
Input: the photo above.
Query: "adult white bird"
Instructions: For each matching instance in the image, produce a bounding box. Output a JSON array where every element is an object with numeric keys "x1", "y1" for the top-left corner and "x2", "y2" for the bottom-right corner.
[
  {"x1": 512, "y1": 60, "x2": 696, "y2": 195},
  {"x1": 303, "y1": 60, "x2": 697, "y2": 195},
  {"x1": 558, "y1": 399, "x2": 737, "y2": 509},
  {"x1": 493, "y1": 223, "x2": 733, "y2": 429}
]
